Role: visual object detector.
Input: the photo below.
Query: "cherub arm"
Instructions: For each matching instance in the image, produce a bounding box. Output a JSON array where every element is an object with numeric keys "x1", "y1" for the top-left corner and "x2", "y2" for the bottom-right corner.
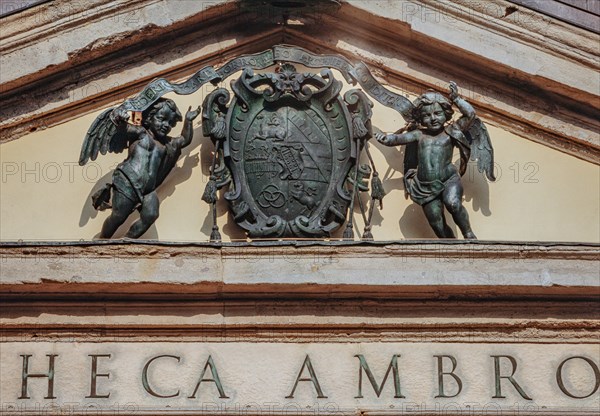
[
  {"x1": 173, "y1": 106, "x2": 201, "y2": 148},
  {"x1": 449, "y1": 82, "x2": 476, "y2": 132},
  {"x1": 375, "y1": 129, "x2": 421, "y2": 147}
]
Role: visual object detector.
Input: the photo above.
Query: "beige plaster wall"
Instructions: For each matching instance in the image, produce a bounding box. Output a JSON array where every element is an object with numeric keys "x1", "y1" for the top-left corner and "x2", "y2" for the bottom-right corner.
[{"x1": 1, "y1": 72, "x2": 598, "y2": 242}]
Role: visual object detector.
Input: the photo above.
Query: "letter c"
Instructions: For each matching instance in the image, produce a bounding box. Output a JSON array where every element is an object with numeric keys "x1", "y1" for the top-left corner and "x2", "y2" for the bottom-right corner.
[{"x1": 142, "y1": 355, "x2": 181, "y2": 398}]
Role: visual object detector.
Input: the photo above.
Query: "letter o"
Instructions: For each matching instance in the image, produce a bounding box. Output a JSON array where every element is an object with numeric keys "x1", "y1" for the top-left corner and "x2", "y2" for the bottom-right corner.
[
  {"x1": 556, "y1": 356, "x2": 600, "y2": 399},
  {"x1": 83, "y1": 163, "x2": 102, "y2": 182},
  {"x1": 42, "y1": 162, "x2": 62, "y2": 183}
]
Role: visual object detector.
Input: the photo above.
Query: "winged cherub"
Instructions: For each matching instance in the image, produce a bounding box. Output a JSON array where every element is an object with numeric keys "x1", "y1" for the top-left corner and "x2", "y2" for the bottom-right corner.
[
  {"x1": 79, "y1": 99, "x2": 201, "y2": 238},
  {"x1": 375, "y1": 82, "x2": 495, "y2": 239}
]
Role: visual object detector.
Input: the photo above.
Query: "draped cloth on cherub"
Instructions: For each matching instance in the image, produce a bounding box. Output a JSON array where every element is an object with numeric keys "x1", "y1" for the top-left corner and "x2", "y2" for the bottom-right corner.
[{"x1": 403, "y1": 123, "x2": 470, "y2": 206}]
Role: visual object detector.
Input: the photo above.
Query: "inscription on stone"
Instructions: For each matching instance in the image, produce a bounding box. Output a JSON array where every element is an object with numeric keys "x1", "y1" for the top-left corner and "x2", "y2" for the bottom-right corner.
[{"x1": 2, "y1": 343, "x2": 598, "y2": 415}]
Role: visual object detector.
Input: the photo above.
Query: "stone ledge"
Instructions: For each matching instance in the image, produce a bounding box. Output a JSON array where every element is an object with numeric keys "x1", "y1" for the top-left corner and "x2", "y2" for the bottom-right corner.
[
  {"x1": 2, "y1": 298, "x2": 598, "y2": 343},
  {"x1": 1, "y1": 241, "x2": 598, "y2": 300}
]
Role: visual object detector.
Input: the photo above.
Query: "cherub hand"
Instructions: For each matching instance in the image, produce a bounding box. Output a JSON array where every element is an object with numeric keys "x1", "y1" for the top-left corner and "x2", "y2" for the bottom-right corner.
[
  {"x1": 375, "y1": 132, "x2": 395, "y2": 146},
  {"x1": 112, "y1": 107, "x2": 130, "y2": 124},
  {"x1": 449, "y1": 81, "x2": 459, "y2": 101},
  {"x1": 185, "y1": 105, "x2": 202, "y2": 121}
]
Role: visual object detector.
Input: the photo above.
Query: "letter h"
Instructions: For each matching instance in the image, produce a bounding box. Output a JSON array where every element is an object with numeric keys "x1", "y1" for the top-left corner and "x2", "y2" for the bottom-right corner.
[{"x1": 19, "y1": 354, "x2": 58, "y2": 399}]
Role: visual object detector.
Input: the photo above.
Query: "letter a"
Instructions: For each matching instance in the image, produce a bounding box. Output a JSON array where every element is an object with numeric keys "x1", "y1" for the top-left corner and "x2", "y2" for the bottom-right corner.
[
  {"x1": 188, "y1": 356, "x2": 229, "y2": 399},
  {"x1": 286, "y1": 355, "x2": 327, "y2": 398}
]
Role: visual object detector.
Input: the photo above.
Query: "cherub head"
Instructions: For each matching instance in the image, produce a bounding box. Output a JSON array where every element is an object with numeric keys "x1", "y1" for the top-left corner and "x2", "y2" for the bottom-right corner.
[
  {"x1": 412, "y1": 92, "x2": 454, "y2": 132},
  {"x1": 142, "y1": 98, "x2": 183, "y2": 138}
]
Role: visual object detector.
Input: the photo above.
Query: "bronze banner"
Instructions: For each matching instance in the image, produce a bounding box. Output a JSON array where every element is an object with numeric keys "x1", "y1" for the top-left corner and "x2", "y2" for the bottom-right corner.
[
  {"x1": 352, "y1": 62, "x2": 414, "y2": 121},
  {"x1": 121, "y1": 66, "x2": 220, "y2": 112},
  {"x1": 117, "y1": 46, "x2": 414, "y2": 122},
  {"x1": 273, "y1": 45, "x2": 355, "y2": 83}
]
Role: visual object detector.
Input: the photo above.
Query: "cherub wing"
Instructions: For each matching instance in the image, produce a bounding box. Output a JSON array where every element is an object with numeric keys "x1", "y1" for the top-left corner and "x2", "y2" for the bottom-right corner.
[
  {"x1": 78, "y1": 108, "x2": 130, "y2": 165},
  {"x1": 465, "y1": 117, "x2": 496, "y2": 181}
]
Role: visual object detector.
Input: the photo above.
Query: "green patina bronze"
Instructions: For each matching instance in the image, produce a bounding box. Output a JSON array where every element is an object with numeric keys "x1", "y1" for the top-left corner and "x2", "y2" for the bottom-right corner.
[
  {"x1": 80, "y1": 46, "x2": 494, "y2": 240},
  {"x1": 203, "y1": 63, "x2": 372, "y2": 238},
  {"x1": 375, "y1": 82, "x2": 496, "y2": 239}
]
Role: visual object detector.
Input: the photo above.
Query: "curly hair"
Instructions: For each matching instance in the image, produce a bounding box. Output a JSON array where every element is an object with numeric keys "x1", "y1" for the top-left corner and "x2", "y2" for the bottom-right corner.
[
  {"x1": 142, "y1": 98, "x2": 183, "y2": 128},
  {"x1": 411, "y1": 91, "x2": 454, "y2": 124}
]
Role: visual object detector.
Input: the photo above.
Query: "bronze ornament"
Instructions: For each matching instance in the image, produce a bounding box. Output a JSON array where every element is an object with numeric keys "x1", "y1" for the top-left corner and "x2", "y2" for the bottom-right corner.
[{"x1": 80, "y1": 45, "x2": 494, "y2": 240}]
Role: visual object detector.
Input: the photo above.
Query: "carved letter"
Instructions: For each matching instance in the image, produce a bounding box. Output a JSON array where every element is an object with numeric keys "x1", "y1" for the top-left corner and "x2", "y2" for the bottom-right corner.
[
  {"x1": 491, "y1": 355, "x2": 532, "y2": 400},
  {"x1": 188, "y1": 356, "x2": 229, "y2": 399},
  {"x1": 86, "y1": 354, "x2": 111, "y2": 398},
  {"x1": 19, "y1": 354, "x2": 57, "y2": 399},
  {"x1": 556, "y1": 356, "x2": 600, "y2": 399},
  {"x1": 142, "y1": 355, "x2": 181, "y2": 398},
  {"x1": 286, "y1": 355, "x2": 327, "y2": 398},
  {"x1": 354, "y1": 354, "x2": 405, "y2": 398},
  {"x1": 435, "y1": 355, "x2": 463, "y2": 398}
]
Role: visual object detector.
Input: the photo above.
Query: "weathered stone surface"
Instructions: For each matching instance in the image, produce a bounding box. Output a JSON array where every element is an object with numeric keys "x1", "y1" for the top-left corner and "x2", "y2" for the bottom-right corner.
[
  {"x1": 0, "y1": 0, "x2": 232, "y2": 88},
  {"x1": 1, "y1": 243, "x2": 598, "y2": 415},
  {"x1": 0, "y1": 242, "x2": 598, "y2": 298},
  {"x1": 1, "y1": 0, "x2": 598, "y2": 164},
  {"x1": 1, "y1": 3, "x2": 598, "y2": 415},
  {"x1": 346, "y1": 0, "x2": 599, "y2": 96}
]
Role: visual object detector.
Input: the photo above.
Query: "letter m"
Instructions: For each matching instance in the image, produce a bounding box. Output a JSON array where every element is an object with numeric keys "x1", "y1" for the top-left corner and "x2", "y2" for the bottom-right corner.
[{"x1": 355, "y1": 354, "x2": 405, "y2": 398}]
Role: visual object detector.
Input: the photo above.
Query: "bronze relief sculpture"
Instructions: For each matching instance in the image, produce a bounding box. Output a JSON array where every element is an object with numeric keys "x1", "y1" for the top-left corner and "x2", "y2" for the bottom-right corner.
[
  {"x1": 375, "y1": 82, "x2": 495, "y2": 239},
  {"x1": 202, "y1": 63, "x2": 373, "y2": 238},
  {"x1": 79, "y1": 99, "x2": 201, "y2": 238},
  {"x1": 79, "y1": 45, "x2": 494, "y2": 240}
]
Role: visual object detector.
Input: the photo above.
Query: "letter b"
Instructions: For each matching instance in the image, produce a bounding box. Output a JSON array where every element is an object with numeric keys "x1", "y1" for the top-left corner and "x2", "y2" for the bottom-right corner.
[{"x1": 435, "y1": 355, "x2": 462, "y2": 398}]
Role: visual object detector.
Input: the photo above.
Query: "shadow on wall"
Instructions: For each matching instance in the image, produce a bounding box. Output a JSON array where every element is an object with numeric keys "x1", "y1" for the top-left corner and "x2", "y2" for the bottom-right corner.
[
  {"x1": 79, "y1": 170, "x2": 113, "y2": 228},
  {"x1": 463, "y1": 164, "x2": 492, "y2": 217}
]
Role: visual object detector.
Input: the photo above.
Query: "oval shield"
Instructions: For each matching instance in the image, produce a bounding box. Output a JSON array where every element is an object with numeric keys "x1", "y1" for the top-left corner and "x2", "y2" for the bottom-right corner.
[{"x1": 223, "y1": 64, "x2": 356, "y2": 238}]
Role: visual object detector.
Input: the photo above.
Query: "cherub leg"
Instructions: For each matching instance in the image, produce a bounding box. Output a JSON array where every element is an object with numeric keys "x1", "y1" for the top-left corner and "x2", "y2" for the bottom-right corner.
[
  {"x1": 422, "y1": 198, "x2": 455, "y2": 238},
  {"x1": 126, "y1": 192, "x2": 159, "y2": 238},
  {"x1": 443, "y1": 177, "x2": 476, "y2": 239},
  {"x1": 100, "y1": 191, "x2": 136, "y2": 238}
]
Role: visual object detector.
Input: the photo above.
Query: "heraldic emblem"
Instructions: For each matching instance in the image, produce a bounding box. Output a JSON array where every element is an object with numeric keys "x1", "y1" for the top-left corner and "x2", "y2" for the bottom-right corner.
[
  {"x1": 79, "y1": 45, "x2": 494, "y2": 241},
  {"x1": 202, "y1": 63, "x2": 373, "y2": 238}
]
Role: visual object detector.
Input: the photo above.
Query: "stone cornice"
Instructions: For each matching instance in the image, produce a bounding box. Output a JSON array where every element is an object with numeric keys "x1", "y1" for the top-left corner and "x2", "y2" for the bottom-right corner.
[
  {"x1": 1, "y1": 241, "x2": 598, "y2": 300},
  {"x1": 406, "y1": 0, "x2": 598, "y2": 73},
  {"x1": 2, "y1": 241, "x2": 599, "y2": 346},
  {"x1": 0, "y1": 0, "x2": 233, "y2": 88},
  {"x1": 0, "y1": 0, "x2": 598, "y2": 164},
  {"x1": 313, "y1": 1, "x2": 600, "y2": 161}
]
